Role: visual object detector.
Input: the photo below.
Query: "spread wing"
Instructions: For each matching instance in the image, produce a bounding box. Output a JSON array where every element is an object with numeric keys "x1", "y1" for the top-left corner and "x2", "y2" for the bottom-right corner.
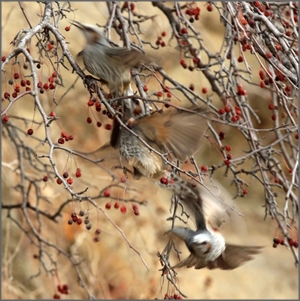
[
  {"x1": 172, "y1": 253, "x2": 207, "y2": 270},
  {"x1": 136, "y1": 107, "x2": 208, "y2": 162},
  {"x1": 207, "y1": 245, "x2": 263, "y2": 270}
]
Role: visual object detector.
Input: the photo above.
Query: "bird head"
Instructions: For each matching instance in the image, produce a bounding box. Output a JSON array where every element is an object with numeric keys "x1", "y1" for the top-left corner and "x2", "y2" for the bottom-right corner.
[
  {"x1": 188, "y1": 231, "x2": 213, "y2": 255},
  {"x1": 71, "y1": 20, "x2": 107, "y2": 46}
]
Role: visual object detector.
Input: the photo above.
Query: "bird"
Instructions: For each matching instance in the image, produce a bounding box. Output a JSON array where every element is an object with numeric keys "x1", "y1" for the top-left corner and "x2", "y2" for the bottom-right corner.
[
  {"x1": 167, "y1": 179, "x2": 263, "y2": 270},
  {"x1": 86, "y1": 105, "x2": 209, "y2": 179},
  {"x1": 71, "y1": 20, "x2": 152, "y2": 96},
  {"x1": 71, "y1": 21, "x2": 209, "y2": 179}
]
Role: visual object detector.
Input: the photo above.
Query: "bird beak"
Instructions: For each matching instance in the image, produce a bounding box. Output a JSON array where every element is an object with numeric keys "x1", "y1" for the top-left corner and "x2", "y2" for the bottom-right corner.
[{"x1": 70, "y1": 20, "x2": 85, "y2": 30}]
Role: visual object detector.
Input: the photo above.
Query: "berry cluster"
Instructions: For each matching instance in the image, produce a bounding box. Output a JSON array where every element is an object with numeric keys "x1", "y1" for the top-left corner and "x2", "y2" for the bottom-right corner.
[
  {"x1": 53, "y1": 283, "x2": 69, "y2": 299},
  {"x1": 273, "y1": 237, "x2": 298, "y2": 248},
  {"x1": 156, "y1": 31, "x2": 167, "y2": 48}
]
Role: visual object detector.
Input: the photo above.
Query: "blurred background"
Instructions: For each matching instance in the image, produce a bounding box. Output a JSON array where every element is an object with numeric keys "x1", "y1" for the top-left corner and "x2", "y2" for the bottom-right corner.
[{"x1": 2, "y1": 2, "x2": 298, "y2": 299}]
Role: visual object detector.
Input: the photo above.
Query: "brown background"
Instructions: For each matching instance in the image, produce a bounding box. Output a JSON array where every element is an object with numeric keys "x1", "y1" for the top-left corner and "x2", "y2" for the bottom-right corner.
[{"x1": 1, "y1": 2, "x2": 298, "y2": 299}]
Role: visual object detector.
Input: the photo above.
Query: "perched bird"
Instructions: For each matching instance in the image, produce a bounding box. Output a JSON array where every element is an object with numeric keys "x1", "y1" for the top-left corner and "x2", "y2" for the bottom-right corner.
[
  {"x1": 72, "y1": 21, "x2": 209, "y2": 178},
  {"x1": 72, "y1": 20, "x2": 151, "y2": 96},
  {"x1": 168, "y1": 180, "x2": 263, "y2": 270}
]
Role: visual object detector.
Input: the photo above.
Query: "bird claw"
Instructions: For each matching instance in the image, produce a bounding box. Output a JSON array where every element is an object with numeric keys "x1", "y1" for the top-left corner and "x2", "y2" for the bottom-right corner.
[{"x1": 83, "y1": 75, "x2": 100, "y2": 92}]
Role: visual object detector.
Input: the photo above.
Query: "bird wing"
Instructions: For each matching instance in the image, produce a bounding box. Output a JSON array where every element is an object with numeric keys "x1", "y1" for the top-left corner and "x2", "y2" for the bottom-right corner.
[
  {"x1": 197, "y1": 182, "x2": 231, "y2": 229},
  {"x1": 104, "y1": 46, "x2": 151, "y2": 68},
  {"x1": 172, "y1": 253, "x2": 206, "y2": 269},
  {"x1": 136, "y1": 107, "x2": 208, "y2": 162},
  {"x1": 207, "y1": 244, "x2": 263, "y2": 270}
]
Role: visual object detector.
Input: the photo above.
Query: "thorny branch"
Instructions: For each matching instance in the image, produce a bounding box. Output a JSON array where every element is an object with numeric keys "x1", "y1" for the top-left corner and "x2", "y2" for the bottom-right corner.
[{"x1": 1, "y1": 1, "x2": 298, "y2": 299}]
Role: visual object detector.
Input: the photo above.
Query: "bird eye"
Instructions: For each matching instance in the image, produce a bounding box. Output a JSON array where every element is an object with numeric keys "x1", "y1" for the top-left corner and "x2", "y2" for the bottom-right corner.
[{"x1": 199, "y1": 241, "x2": 207, "y2": 245}]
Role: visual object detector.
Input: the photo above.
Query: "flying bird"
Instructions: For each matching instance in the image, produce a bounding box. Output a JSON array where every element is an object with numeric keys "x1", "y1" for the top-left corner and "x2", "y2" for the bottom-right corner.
[{"x1": 168, "y1": 180, "x2": 263, "y2": 270}]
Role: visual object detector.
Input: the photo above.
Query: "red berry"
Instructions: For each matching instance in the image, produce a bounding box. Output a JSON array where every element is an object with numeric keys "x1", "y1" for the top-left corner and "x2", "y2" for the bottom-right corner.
[
  {"x1": 95, "y1": 102, "x2": 101, "y2": 112},
  {"x1": 224, "y1": 159, "x2": 231, "y2": 166},
  {"x1": 161, "y1": 31, "x2": 166, "y2": 37},
  {"x1": 181, "y1": 27, "x2": 188, "y2": 34},
  {"x1": 271, "y1": 114, "x2": 276, "y2": 121},
  {"x1": 95, "y1": 228, "x2": 101, "y2": 235},
  {"x1": 201, "y1": 165, "x2": 208, "y2": 172},
  {"x1": 231, "y1": 115, "x2": 238, "y2": 122},
  {"x1": 56, "y1": 178, "x2": 62, "y2": 185},
  {"x1": 218, "y1": 108, "x2": 225, "y2": 115},
  {"x1": 275, "y1": 44, "x2": 281, "y2": 51},
  {"x1": 132, "y1": 204, "x2": 139, "y2": 211},
  {"x1": 63, "y1": 172, "x2": 69, "y2": 179},
  {"x1": 43, "y1": 83, "x2": 49, "y2": 90},
  {"x1": 238, "y1": 55, "x2": 243, "y2": 62},
  {"x1": 114, "y1": 202, "x2": 120, "y2": 209},
  {"x1": 53, "y1": 294, "x2": 60, "y2": 299},
  {"x1": 227, "y1": 153, "x2": 233, "y2": 160},
  {"x1": 65, "y1": 26, "x2": 70, "y2": 31},
  {"x1": 224, "y1": 105, "x2": 231, "y2": 113},
  {"x1": 293, "y1": 241, "x2": 298, "y2": 248},
  {"x1": 242, "y1": 189, "x2": 248, "y2": 195},
  {"x1": 47, "y1": 43, "x2": 53, "y2": 50},
  {"x1": 120, "y1": 205, "x2": 127, "y2": 213},
  {"x1": 104, "y1": 189, "x2": 111, "y2": 197},
  {"x1": 130, "y1": 2, "x2": 134, "y2": 10},
  {"x1": 207, "y1": 4, "x2": 213, "y2": 11},
  {"x1": 157, "y1": 91, "x2": 163, "y2": 97},
  {"x1": 75, "y1": 170, "x2": 81, "y2": 178},
  {"x1": 87, "y1": 117, "x2": 92, "y2": 124},
  {"x1": 67, "y1": 177, "x2": 73, "y2": 185},
  {"x1": 259, "y1": 70, "x2": 265, "y2": 80},
  {"x1": 266, "y1": 52, "x2": 272, "y2": 58},
  {"x1": 143, "y1": 85, "x2": 148, "y2": 92},
  {"x1": 27, "y1": 128, "x2": 34, "y2": 135},
  {"x1": 260, "y1": 81, "x2": 265, "y2": 88},
  {"x1": 189, "y1": 83, "x2": 194, "y2": 91},
  {"x1": 49, "y1": 83, "x2": 55, "y2": 90},
  {"x1": 268, "y1": 103, "x2": 275, "y2": 110},
  {"x1": 160, "y1": 41, "x2": 166, "y2": 47},
  {"x1": 219, "y1": 131, "x2": 225, "y2": 140},
  {"x1": 105, "y1": 124, "x2": 112, "y2": 130},
  {"x1": 1, "y1": 56, "x2": 6, "y2": 62},
  {"x1": 43, "y1": 176, "x2": 48, "y2": 182},
  {"x1": 37, "y1": 81, "x2": 42, "y2": 88},
  {"x1": 58, "y1": 137, "x2": 64, "y2": 144},
  {"x1": 105, "y1": 202, "x2": 111, "y2": 209},
  {"x1": 4, "y1": 92, "x2": 10, "y2": 99},
  {"x1": 193, "y1": 57, "x2": 200, "y2": 64},
  {"x1": 87, "y1": 99, "x2": 94, "y2": 106},
  {"x1": 49, "y1": 111, "x2": 56, "y2": 117},
  {"x1": 14, "y1": 73, "x2": 19, "y2": 79},
  {"x1": 133, "y1": 209, "x2": 140, "y2": 216},
  {"x1": 202, "y1": 87, "x2": 207, "y2": 94},
  {"x1": 20, "y1": 79, "x2": 26, "y2": 87},
  {"x1": 160, "y1": 177, "x2": 169, "y2": 185},
  {"x1": 3, "y1": 110, "x2": 15, "y2": 121},
  {"x1": 76, "y1": 218, "x2": 82, "y2": 225}
]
